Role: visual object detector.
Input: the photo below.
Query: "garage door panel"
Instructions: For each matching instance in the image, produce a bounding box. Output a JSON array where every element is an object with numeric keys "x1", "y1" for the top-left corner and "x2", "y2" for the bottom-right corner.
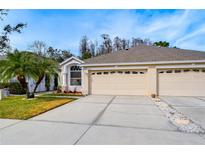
[
  {"x1": 158, "y1": 70, "x2": 205, "y2": 96},
  {"x1": 90, "y1": 71, "x2": 147, "y2": 95}
]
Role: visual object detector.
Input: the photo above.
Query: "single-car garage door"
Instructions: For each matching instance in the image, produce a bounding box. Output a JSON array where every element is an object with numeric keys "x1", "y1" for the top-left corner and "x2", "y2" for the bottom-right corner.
[
  {"x1": 158, "y1": 69, "x2": 205, "y2": 96},
  {"x1": 90, "y1": 70, "x2": 147, "y2": 95}
]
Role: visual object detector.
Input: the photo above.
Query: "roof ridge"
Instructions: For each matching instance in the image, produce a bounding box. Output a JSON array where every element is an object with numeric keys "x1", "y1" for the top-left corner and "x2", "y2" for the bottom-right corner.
[{"x1": 84, "y1": 45, "x2": 205, "y2": 64}]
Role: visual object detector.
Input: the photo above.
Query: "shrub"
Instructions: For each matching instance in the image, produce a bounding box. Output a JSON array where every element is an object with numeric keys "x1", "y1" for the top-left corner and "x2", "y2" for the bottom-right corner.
[
  {"x1": 151, "y1": 93, "x2": 156, "y2": 98},
  {"x1": 54, "y1": 74, "x2": 58, "y2": 90},
  {"x1": 0, "y1": 82, "x2": 26, "y2": 94},
  {"x1": 0, "y1": 82, "x2": 9, "y2": 89},
  {"x1": 57, "y1": 86, "x2": 62, "y2": 93},
  {"x1": 45, "y1": 74, "x2": 50, "y2": 91}
]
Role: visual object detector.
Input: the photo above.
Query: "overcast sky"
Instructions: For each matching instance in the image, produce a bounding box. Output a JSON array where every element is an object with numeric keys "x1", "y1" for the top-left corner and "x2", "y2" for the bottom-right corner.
[{"x1": 1, "y1": 9, "x2": 205, "y2": 55}]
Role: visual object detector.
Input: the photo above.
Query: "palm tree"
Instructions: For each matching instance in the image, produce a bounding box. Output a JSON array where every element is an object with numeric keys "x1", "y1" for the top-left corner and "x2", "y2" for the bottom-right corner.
[
  {"x1": 0, "y1": 51, "x2": 38, "y2": 98},
  {"x1": 30, "y1": 56, "x2": 57, "y2": 97},
  {"x1": 0, "y1": 50, "x2": 58, "y2": 99}
]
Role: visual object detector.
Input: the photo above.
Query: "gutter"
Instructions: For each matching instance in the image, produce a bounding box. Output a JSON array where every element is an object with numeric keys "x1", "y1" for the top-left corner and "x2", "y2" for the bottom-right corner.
[{"x1": 80, "y1": 60, "x2": 205, "y2": 67}]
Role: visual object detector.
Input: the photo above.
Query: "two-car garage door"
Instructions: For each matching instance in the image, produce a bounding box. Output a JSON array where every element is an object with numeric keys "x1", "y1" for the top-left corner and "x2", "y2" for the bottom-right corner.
[
  {"x1": 90, "y1": 70, "x2": 147, "y2": 95},
  {"x1": 89, "y1": 68, "x2": 205, "y2": 96},
  {"x1": 158, "y1": 69, "x2": 205, "y2": 96}
]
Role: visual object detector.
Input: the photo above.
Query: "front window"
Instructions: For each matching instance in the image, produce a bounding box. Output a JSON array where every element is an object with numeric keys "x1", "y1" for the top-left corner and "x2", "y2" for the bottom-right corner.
[{"x1": 70, "y1": 65, "x2": 82, "y2": 86}]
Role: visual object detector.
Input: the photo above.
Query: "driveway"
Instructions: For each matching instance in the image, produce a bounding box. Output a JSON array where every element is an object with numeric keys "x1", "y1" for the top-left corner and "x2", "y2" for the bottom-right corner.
[
  {"x1": 161, "y1": 96, "x2": 205, "y2": 130},
  {"x1": 0, "y1": 95, "x2": 205, "y2": 145}
]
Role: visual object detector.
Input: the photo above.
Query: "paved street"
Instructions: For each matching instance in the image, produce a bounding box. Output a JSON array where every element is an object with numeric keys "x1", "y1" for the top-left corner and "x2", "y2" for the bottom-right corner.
[{"x1": 0, "y1": 95, "x2": 205, "y2": 145}]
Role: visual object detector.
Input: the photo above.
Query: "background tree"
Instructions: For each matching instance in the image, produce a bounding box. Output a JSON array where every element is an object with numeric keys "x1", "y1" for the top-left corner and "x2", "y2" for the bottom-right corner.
[
  {"x1": 28, "y1": 40, "x2": 47, "y2": 56},
  {"x1": 35, "y1": 46, "x2": 72, "y2": 63},
  {"x1": 89, "y1": 41, "x2": 96, "y2": 57},
  {"x1": 0, "y1": 9, "x2": 8, "y2": 20},
  {"x1": 79, "y1": 35, "x2": 91, "y2": 60},
  {"x1": 0, "y1": 9, "x2": 26, "y2": 55},
  {"x1": 143, "y1": 38, "x2": 152, "y2": 46},
  {"x1": 61, "y1": 50, "x2": 73, "y2": 61},
  {"x1": 121, "y1": 39, "x2": 130, "y2": 50},
  {"x1": 81, "y1": 51, "x2": 92, "y2": 60},
  {"x1": 101, "y1": 34, "x2": 112, "y2": 54},
  {"x1": 131, "y1": 37, "x2": 143, "y2": 47},
  {"x1": 113, "y1": 36, "x2": 122, "y2": 52},
  {"x1": 154, "y1": 41, "x2": 170, "y2": 47},
  {"x1": 78, "y1": 34, "x2": 169, "y2": 57},
  {"x1": 173, "y1": 46, "x2": 179, "y2": 49},
  {"x1": 47, "y1": 46, "x2": 56, "y2": 58}
]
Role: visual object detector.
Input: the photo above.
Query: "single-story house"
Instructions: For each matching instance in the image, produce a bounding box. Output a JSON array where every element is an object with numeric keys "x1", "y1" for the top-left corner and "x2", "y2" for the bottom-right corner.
[
  {"x1": 2, "y1": 45, "x2": 205, "y2": 96},
  {"x1": 60, "y1": 45, "x2": 205, "y2": 96}
]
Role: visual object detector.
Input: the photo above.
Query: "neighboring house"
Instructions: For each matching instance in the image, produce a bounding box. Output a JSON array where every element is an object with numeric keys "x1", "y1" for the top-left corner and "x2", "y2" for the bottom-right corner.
[
  {"x1": 4, "y1": 76, "x2": 55, "y2": 93},
  {"x1": 60, "y1": 45, "x2": 205, "y2": 96},
  {"x1": 0, "y1": 55, "x2": 55, "y2": 93}
]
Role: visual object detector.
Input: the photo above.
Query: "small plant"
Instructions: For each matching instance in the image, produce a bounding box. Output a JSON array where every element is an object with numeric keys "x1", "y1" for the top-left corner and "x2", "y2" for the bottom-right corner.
[
  {"x1": 56, "y1": 86, "x2": 62, "y2": 93},
  {"x1": 151, "y1": 93, "x2": 156, "y2": 98},
  {"x1": 63, "y1": 90, "x2": 67, "y2": 94}
]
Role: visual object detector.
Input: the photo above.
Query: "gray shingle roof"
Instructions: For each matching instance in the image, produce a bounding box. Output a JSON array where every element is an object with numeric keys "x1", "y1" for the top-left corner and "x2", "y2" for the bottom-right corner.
[{"x1": 84, "y1": 45, "x2": 205, "y2": 64}]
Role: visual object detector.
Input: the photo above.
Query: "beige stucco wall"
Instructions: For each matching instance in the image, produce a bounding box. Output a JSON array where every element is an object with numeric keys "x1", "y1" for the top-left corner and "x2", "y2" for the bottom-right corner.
[
  {"x1": 146, "y1": 67, "x2": 157, "y2": 96},
  {"x1": 81, "y1": 62, "x2": 205, "y2": 96},
  {"x1": 82, "y1": 68, "x2": 89, "y2": 95}
]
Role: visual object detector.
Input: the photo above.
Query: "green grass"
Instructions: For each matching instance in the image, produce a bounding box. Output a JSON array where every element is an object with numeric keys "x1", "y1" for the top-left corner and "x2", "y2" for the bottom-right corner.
[
  {"x1": 0, "y1": 96, "x2": 75, "y2": 120},
  {"x1": 41, "y1": 93, "x2": 83, "y2": 97}
]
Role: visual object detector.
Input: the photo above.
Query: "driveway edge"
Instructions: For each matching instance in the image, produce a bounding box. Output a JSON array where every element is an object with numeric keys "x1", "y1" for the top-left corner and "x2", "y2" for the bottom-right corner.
[{"x1": 73, "y1": 96, "x2": 116, "y2": 145}]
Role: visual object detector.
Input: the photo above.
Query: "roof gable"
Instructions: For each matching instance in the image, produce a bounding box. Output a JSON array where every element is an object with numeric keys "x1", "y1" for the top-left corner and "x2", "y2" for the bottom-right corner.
[{"x1": 59, "y1": 56, "x2": 84, "y2": 66}]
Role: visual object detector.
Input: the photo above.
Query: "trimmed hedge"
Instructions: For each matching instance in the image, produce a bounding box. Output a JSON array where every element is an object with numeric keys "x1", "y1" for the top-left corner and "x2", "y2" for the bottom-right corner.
[{"x1": 0, "y1": 82, "x2": 26, "y2": 94}]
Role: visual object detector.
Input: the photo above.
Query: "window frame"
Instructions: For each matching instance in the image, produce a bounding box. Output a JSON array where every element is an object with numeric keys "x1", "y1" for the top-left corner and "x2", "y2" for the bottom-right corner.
[
  {"x1": 125, "y1": 71, "x2": 130, "y2": 74},
  {"x1": 174, "y1": 70, "x2": 181, "y2": 73},
  {"x1": 103, "y1": 72, "x2": 109, "y2": 75},
  {"x1": 97, "y1": 72, "x2": 102, "y2": 75},
  {"x1": 70, "y1": 65, "x2": 82, "y2": 86},
  {"x1": 132, "y1": 71, "x2": 138, "y2": 74},
  {"x1": 166, "y1": 70, "x2": 173, "y2": 73}
]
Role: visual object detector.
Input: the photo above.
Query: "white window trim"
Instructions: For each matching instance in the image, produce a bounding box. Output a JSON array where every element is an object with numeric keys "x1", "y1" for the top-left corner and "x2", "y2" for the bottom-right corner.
[{"x1": 69, "y1": 65, "x2": 82, "y2": 86}]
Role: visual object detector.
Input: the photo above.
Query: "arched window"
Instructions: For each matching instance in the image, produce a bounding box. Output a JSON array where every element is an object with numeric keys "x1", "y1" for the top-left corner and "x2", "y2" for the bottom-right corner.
[{"x1": 70, "y1": 65, "x2": 82, "y2": 86}]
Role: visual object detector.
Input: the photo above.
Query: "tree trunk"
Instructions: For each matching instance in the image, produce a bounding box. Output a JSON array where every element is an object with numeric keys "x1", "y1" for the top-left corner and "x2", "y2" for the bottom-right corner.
[
  {"x1": 17, "y1": 75, "x2": 31, "y2": 99},
  {"x1": 32, "y1": 75, "x2": 44, "y2": 97}
]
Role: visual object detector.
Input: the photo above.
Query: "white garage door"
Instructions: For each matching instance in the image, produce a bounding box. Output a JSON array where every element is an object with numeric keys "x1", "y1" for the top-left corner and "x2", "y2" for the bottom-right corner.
[
  {"x1": 158, "y1": 69, "x2": 205, "y2": 96},
  {"x1": 90, "y1": 70, "x2": 147, "y2": 95}
]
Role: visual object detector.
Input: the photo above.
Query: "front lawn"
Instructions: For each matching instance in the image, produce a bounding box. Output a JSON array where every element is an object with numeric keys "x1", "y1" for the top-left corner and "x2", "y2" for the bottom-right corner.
[
  {"x1": 0, "y1": 96, "x2": 75, "y2": 120},
  {"x1": 41, "y1": 93, "x2": 83, "y2": 97}
]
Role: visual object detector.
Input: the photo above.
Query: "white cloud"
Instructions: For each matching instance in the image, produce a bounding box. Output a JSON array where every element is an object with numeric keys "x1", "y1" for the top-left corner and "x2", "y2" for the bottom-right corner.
[
  {"x1": 2, "y1": 9, "x2": 205, "y2": 55},
  {"x1": 175, "y1": 25, "x2": 205, "y2": 45}
]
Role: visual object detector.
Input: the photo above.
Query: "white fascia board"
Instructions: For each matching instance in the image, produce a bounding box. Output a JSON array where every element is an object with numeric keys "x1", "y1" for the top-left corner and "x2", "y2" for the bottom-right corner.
[
  {"x1": 87, "y1": 66, "x2": 148, "y2": 71},
  {"x1": 156, "y1": 64, "x2": 205, "y2": 69},
  {"x1": 59, "y1": 56, "x2": 84, "y2": 66},
  {"x1": 80, "y1": 60, "x2": 205, "y2": 67}
]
